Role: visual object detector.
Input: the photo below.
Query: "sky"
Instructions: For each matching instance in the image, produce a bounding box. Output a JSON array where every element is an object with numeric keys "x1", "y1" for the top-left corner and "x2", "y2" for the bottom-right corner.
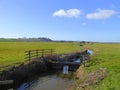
[{"x1": 0, "y1": 0, "x2": 120, "y2": 42}]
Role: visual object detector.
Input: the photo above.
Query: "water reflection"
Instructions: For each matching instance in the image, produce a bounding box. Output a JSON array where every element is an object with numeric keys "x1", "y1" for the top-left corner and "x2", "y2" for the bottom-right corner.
[
  {"x1": 87, "y1": 50, "x2": 93, "y2": 55},
  {"x1": 17, "y1": 79, "x2": 38, "y2": 90},
  {"x1": 73, "y1": 59, "x2": 81, "y2": 63},
  {"x1": 63, "y1": 65, "x2": 69, "y2": 74},
  {"x1": 30, "y1": 76, "x2": 71, "y2": 90},
  {"x1": 17, "y1": 72, "x2": 73, "y2": 90},
  {"x1": 17, "y1": 50, "x2": 94, "y2": 90}
]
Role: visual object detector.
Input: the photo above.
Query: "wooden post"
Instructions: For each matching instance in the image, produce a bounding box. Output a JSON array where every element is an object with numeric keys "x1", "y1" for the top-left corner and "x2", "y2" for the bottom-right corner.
[
  {"x1": 42, "y1": 49, "x2": 44, "y2": 57},
  {"x1": 88, "y1": 55, "x2": 90, "y2": 61},
  {"x1": 51, "y1": 48, "x2": 53, "y2": 56},
  {"x1": 83, "y1": 55, "x2": 85, "y2": 67},
  {"x1": 36, "y1": 49, "x2": 38, "y2": 58},
  {"x1": 0, "y1": 80, "x2": 14, "y2": 85},
  {"x1": 28, "y1": 50, "x2": 31, "y2": 63}
]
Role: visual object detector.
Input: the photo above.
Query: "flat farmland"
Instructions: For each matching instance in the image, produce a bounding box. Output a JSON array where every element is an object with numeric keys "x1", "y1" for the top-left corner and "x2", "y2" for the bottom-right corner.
[
  {"x1": 0, "y1": 42, "x2": 82, "y2": 66},
  {"x1": 0, "y1": 42, "x2": 120, "y2": 89}
]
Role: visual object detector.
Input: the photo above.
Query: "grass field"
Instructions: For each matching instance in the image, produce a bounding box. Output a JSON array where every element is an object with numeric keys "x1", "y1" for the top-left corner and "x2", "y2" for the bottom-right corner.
[
  {"x1": 74, "y1": 43, "x2": 120, "y2": 90},
  {"x1": 0, "y1": 42, "x2": 120, "y2": 89},
  {"x1": 0, "y1": 42, "x2": 82, "y2": 66}
]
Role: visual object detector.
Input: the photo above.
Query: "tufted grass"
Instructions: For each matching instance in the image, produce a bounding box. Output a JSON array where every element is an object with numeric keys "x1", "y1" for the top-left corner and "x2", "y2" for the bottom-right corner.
[
  {"x1": 74, "y1": 43, "x2": 120, "y2": 90},
  {"x1": 0, "y1": 42, "x2": 120, "y2": 89}
]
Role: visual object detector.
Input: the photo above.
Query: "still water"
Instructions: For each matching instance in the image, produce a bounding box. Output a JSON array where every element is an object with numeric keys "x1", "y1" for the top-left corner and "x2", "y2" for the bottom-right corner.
[
  {"x1": 17, "y1": 50, "x2": 94, "y2": 90},
  {"x1": 17, "y1": 72, "x2": 73, "y2": 90}
]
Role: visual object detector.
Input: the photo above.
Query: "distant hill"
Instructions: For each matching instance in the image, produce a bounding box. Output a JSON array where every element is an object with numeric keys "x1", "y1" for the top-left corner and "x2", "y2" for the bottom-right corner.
[{"x1": 0, "y1": 37, "x2": 53, "y2": 42}]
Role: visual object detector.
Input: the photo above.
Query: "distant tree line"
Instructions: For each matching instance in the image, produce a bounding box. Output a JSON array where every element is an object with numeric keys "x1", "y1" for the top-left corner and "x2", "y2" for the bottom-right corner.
[{"x1": 0, "y1": 37, "x2": 53, "y2": 42}]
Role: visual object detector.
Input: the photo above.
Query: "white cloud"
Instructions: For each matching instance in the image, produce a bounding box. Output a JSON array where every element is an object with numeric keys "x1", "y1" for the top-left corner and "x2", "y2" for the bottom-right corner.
[
  {"x1": 53, "y1": 9, "x2": 82, "y2": 18},
  {"x1": 86, "y1": 9, "x2": 117, "y2": 19},
  {"x1": 53, "y1": 9, "x2": 67, "y2": 17}
]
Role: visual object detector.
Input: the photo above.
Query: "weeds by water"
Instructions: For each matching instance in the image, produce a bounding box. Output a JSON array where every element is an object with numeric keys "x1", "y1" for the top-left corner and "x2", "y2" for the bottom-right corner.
[{"x1": 71, "y1": 43, "x2": 120, "y2": 90}]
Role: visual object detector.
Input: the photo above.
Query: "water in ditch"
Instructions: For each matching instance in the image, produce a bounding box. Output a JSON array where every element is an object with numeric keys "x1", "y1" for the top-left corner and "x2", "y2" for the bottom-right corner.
[
  {"x1": 17, "y1": 49, "x2": 93, "y2": 90},
  {"x1": 17, "y1": 71, "x2": 74, "y2": 90}
]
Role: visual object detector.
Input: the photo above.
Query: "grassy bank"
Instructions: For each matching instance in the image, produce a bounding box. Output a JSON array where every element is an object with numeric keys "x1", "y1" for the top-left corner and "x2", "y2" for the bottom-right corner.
[
  {"x1": 72, "y1": 43, "x2": 120, "y2": 90},
  {"x1": 0, "y1": 42, "x2": 120, "y2": 89}
]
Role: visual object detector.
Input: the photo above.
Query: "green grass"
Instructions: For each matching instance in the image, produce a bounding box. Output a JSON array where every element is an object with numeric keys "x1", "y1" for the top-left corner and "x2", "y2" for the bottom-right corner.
[
  {"x1": 0, "y1": 42, "x2": 120, "y2": 89},
  {"x1": 81, "y1": 43, "x2": 120, "y2": 90},
  {"x1": 0, "y1": 42, "x2": 82, "y2": 66}
]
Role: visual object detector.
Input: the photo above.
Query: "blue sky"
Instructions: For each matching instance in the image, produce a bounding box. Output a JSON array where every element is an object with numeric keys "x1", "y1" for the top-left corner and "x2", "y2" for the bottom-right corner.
[{"x1": 0, "y1": 0, "x2": 120, "y2": 42}]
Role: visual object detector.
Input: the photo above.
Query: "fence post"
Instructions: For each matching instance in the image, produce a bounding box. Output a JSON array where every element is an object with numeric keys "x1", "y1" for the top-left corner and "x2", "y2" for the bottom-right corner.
[
  {"x1": 36, "y1": 49, "x2": 38, "y2": 58},
  {"x1": 83, "y1": 55, "x2": 85, "y2": 67},
  {"x1": 42, "y1": 49, "x2": 44, "y2": 57},
  {"x1": 51, "y1": 48, "x2": 53, "y2": 56},
  {"x1": 28, "y1": 50, "x2": 31, "y2": 63}
]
